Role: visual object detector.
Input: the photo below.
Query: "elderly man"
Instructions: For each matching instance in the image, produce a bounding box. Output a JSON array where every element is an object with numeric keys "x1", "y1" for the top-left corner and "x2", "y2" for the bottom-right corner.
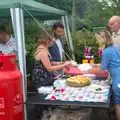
[
  {"x1": 0, "y1": 25, "x2": 17, "y2": 55},
  {"x1": 109, "y1": 16, "x2": 120, "y2": 120},
  {"x1": 109, "y1": 16, "x2": 120, "y2": 49}
]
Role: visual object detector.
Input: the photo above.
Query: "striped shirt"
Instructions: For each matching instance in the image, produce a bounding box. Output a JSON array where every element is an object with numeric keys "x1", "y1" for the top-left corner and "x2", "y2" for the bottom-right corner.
[
  {"x1": 112, "y1": 30, "x2": 120, "y2": 50},
  {"x1": 0, "y1": 36, "x2": 17, "y2": 55}
]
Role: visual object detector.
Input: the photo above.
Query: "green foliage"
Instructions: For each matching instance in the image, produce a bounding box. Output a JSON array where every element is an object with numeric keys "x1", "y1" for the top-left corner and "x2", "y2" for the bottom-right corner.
[
  {"x1": 81, "y1": 0, "x2": 120, "y2": 27},
  {"x1": 73, "y1": 30, "x2": 100, "y2": 63},
  {"x1": 65, "y1": 30, "x2": 101, "y2": 63},
  {"x1": 81, "y1": 0, "x2": 108, "y2": 27},
  {"x1": 101, "y1": 0, "x2": 120, "y2": 15},
  {"x1": 24, "y1": 19, "x2": 46, "y2": 74}
]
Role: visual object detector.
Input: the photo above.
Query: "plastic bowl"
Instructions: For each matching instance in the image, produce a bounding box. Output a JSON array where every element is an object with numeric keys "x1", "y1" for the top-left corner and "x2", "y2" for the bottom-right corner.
[{"x1": 84, "y1": 74, "x2": 96, "y2": 80}]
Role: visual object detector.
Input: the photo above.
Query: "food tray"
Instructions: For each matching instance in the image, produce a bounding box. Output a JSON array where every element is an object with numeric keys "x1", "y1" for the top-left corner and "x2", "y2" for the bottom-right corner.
[{"x1": 66, "y1": 80, "x2": 91, "y2": 87}]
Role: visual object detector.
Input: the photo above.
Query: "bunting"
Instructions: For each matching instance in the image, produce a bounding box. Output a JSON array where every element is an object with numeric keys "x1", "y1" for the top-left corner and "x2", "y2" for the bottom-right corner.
[
  {"x1": 84, "y1": 46, "x2": 92, "y2": 56},
  {"x1": 98, "y1": 48, "x2": 103, "y2": 58}
]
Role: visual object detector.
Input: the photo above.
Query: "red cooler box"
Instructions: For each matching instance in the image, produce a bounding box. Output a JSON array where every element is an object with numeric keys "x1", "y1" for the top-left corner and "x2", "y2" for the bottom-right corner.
[{"x1": 0, "y1": 54, "x2": 24, "y2": 120}]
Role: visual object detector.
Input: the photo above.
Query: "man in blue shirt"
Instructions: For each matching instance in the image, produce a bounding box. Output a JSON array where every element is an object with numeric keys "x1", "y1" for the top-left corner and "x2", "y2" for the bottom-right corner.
[
  {"x1": 49, "y1": 23, "x2": 65, "y2": 76},
  {"x1": 49, "y1": 23, "x2": 65, "y2": 62}
]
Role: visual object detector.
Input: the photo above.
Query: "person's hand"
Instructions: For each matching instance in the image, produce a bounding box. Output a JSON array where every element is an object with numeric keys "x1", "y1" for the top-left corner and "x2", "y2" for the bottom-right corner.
[
  {"x1": 95, "y1": 64, "x2": 100, "y2": 68},
  {"x1": 65, "y1": 64, "x2": 71, "y2": 71},
  {"x1": 64, "y1": 61, "x2": 71, "y2": 66},
  {"x1": 71, "y1": 60, "x2": 77, "y2": 66},
  {"x1": 88, "y1": 68, "x2": 96, "y2": 74}
]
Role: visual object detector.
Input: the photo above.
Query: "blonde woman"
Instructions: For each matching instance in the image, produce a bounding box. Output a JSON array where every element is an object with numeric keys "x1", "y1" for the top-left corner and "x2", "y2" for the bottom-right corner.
[
  {"x1": 88, "y1": 30, "x2": 120, "y2": 120},
  {"x1": 33, "y1": 33, "x2": 71, "y2": 90}
]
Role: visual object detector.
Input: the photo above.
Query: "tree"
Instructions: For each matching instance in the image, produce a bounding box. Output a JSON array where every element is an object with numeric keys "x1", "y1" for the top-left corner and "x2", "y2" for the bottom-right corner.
[
  {"x1": 101, "y1": 0, "x2": 120, "y2": 15},
  {"x1": 81, "y1": 0, "x2": 120, "y2": 27},
  {"x1": 79, "y1": 0, "x2": 112, "y2": 27}
]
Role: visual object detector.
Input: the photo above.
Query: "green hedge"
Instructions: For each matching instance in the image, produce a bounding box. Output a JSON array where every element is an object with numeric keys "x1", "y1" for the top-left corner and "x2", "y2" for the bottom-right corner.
[{"x1": 64, "y1": 29, "x2": 101, "y2": 63}]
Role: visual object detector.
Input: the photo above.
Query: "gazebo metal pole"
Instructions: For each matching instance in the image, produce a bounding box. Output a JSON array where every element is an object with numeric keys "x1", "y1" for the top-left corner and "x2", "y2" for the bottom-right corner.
[
  {"x1": 62, "y1": 16, "x2": 71, "y2": 53},
  {"x1": 10, "y1": 8, "x2": 27, "y2": 120},
  {"x1": 62, "y1": 15, "x2": 75, "y2": 60}
]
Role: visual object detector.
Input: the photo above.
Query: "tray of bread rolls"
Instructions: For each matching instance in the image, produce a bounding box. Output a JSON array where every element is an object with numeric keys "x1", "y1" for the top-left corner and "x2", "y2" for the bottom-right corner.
[{"x1": 66, "y1": 75, "x2": 91, "y2": 87}]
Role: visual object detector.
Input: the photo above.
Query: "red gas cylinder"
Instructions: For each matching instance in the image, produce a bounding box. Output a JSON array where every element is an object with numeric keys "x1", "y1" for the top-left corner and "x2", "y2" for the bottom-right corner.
[{"x1": 0, "y1": 54, "x2": 24, "y2": 120}]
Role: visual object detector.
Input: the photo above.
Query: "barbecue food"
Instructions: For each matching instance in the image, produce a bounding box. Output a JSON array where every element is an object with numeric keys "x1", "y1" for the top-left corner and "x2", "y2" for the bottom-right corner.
[{"x1": 66, "y1": 75, "x2": 91, "y2": 87}]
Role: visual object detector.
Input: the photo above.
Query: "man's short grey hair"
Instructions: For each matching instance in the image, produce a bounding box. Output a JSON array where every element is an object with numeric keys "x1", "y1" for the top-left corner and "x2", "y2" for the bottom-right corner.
[{"x1": 109, "y1": 16, "x2": 120, "y2": 24}]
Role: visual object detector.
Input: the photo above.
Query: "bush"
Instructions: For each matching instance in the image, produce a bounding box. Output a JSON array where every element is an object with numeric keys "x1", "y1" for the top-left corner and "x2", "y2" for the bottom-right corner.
[{"x1": 64, "y1": 29, "x2": 101, "y2": 63}]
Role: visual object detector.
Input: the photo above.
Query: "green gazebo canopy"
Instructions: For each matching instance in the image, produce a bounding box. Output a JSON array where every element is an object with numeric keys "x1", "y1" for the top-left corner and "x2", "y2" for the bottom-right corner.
[{"x1": 0, "y1": 0, "x2": 67, "y2": 20}]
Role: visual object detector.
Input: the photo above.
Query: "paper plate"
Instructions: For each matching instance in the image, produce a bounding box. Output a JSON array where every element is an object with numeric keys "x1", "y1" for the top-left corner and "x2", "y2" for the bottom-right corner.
[
  {"x1": 90, "y1": 84, "x2": 106, "y2": 93},
  {"x1": 78, "y1": 64, "x2": 92, "y2": 71}
]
